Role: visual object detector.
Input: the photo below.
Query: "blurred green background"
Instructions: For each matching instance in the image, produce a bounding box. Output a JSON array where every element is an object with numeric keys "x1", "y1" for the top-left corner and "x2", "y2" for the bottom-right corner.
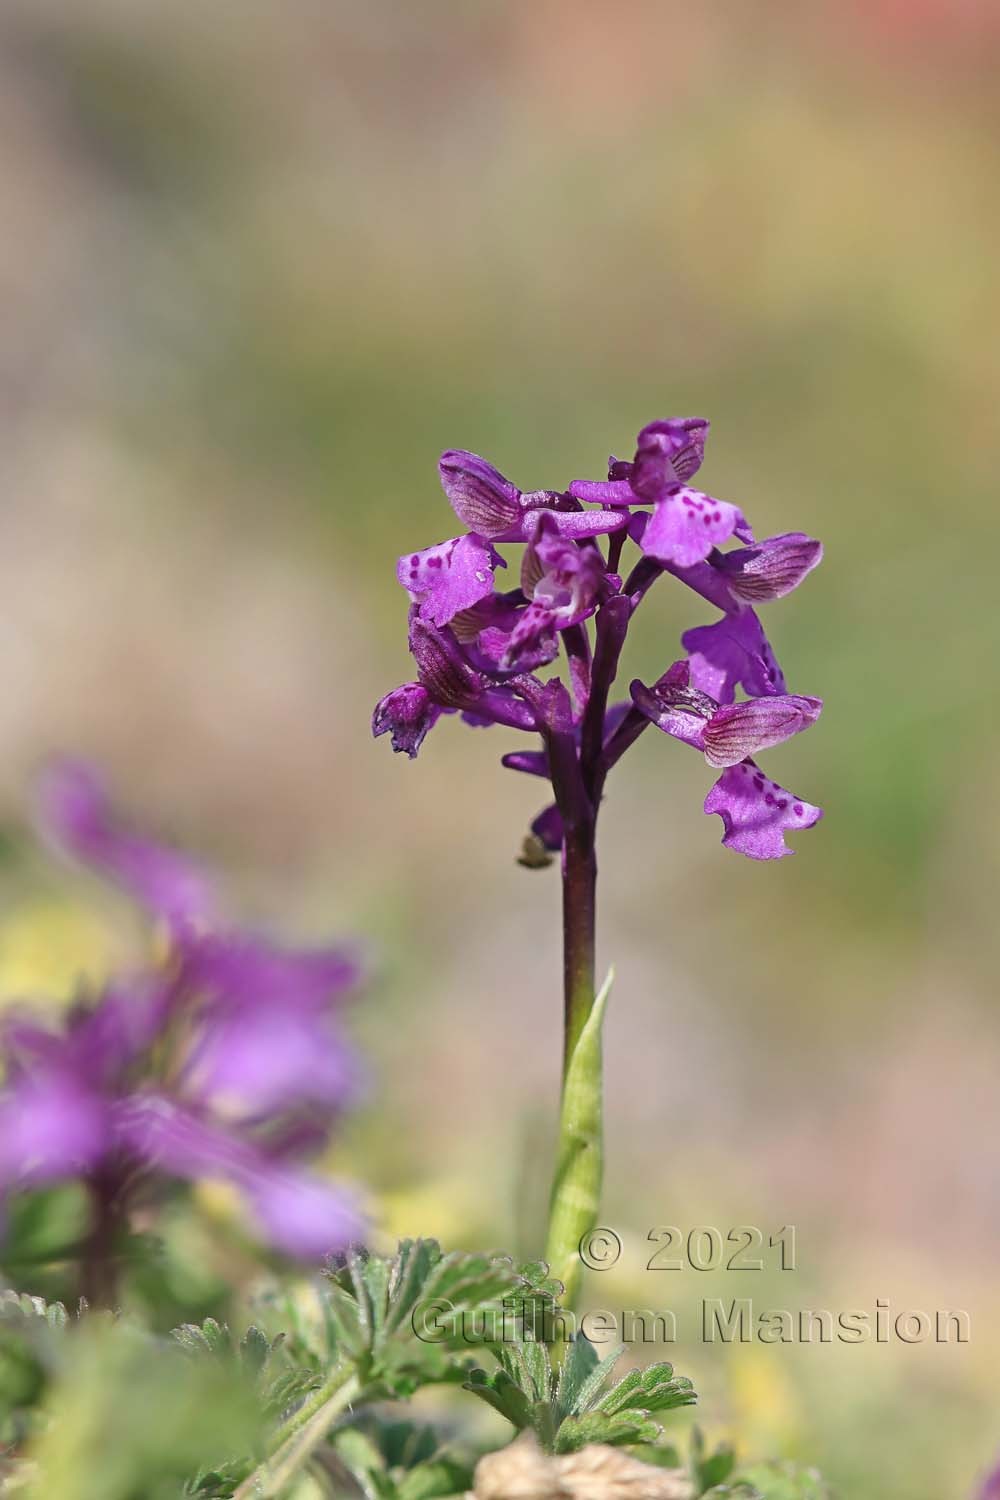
[{"x1": 0, "y1": 2, "x2": 998, "y2": 1496}]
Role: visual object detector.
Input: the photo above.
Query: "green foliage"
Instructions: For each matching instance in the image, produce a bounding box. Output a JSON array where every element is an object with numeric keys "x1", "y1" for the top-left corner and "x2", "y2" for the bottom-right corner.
[
  {"x1": 319, "y1": 1239, "x2": 556, "y2": 1397},
  {"x1": 0, "y1": 1188, "x2": 91, "y2": 1275},
  {"x1": 14, "y1": 1315, "x2": 261, "y2": 1500},
  {"x1": 329, "y1": 1414, "x2": 475, "y2": 1500},
  {"x1": 719, "y1": 1461, "x2": 833, "y2": 1499},
  {"x1": 690, "y1": 1426, "x2": 738, "y2": 1492},
  {"x1": 463, "y1": 1332, "x2": 696, "y2": 1455}
]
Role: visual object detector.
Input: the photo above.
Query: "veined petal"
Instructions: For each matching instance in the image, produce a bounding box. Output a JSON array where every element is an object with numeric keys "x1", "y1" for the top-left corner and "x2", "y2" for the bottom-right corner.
[
  {"x1": 642, "y1": 489, "x2": 749, "y2": 568},
  {"x1": 702, "y1": 695, "x2": 822, "y2": 768},
  {"x1": 409, "y1": 618, "x2": 483, "y2": 709},
  {"x1": 705, "y1": 760, "x2": 823, "y2": 859},
  {"x1": 715, "y1": 532, "x2": 823, "y2": 603},
  {"x1": 682, "y1": 609, "x2": 787, "y2": 703},
  {"x1": 397, "y1": 534, "x2": 503, "y2": 627},
  {"x1": 438, "y1": 450, "x2": 521, "y2": 536},
  {"x1": 630, "y1": 417, "x2": 710, "y2": 501}
]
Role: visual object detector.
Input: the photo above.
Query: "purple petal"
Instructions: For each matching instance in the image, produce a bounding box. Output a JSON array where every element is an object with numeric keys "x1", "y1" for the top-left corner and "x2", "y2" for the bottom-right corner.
[
  {"x1": 682, "y1": 610, "x2": 787, "y2": 703},
  {"x1": 705, "y1": 760, "x2": 823, "y2": 859},
  {"x1": 409, "y1": 619, "x2": 483, "y2": 709},
  {"x1": 463, "y1": 688, "x2": 540, "y2": 733},
  {"x1": 480, "y1": 616, "x2": 559, "y2": 675},
  {"x1": 531, "y1": 803, "x2": 564, "y2": 852},
  {"x1": 566, "y1": 478, "x2": 636, "y2": 506},
  {"x1": 36, "y1": 759, "x2": 214, "y2": 929},
  {"x1": 702, "y1": 695, "x2": 822, "y2": 769},
  {"x1": 715, "y1": 533, "x2": 823, "y2": 603},
  {"x1": 630, "y1": 418, "x2": 710, "y2": 501},
  {"x1": 113, "y1": 1095, "x2": 363, "y2": 1258},
  {"x1": 248, "y1": 1169, "x2": 365, "y2": 1259},
  {"x1": 0, "y1": 1073, "x2": 108, "y2": 1186},
  {"x1": 628, "y1": 679, "x2": 708, "y2": 750},
  {"x1": 519, "y1": 507, "x2": 627, "y2": 541},
  {"x1": 372, "y1": 681, "x2": 443, "y2": 758},
  {"x1": 501, "y1": 749, "x2": 550, "y2": 777},
  {"x1": 397, "y1": 534, "x2": 503, "y2": 628},
  {"x1": 438, "y1": 450, "x2": 521, "y2": 537},
  {"x1": 185, "y1": 1009, "x2": 362, "y2": 1117},
  {"x1": 183, "y1": 931, "x2": 362, "y2": 1012},
  {"x1": 642, "y1": 489, "x2": 749, "y2": 568}
]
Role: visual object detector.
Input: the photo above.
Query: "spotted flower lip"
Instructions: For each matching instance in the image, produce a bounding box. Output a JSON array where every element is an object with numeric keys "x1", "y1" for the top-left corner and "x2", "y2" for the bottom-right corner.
[
  {"x1": 705, "y1": 760, "x2": 823, "y2": 860},
  {"x1": 377, "y1": 420, "x2": 823, "y2": 860},
  {"x1": 398, "y1": 534, "x2": 504, "y2": 629},
  {"x1": 627, "y1": 668, "x2": 823, "y2": 856},
  {"x1": 568, "y1": 420, "x2": 751, "y2": 567}
]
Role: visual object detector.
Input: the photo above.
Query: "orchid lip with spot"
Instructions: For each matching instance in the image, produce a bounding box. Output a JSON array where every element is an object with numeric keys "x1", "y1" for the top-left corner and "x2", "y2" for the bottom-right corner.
[{"x1": 374, "y1": 417, "x2": 824, "y2": 861}]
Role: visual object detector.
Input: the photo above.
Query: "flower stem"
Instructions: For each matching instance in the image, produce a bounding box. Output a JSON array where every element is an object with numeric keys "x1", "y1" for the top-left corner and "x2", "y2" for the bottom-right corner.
[
  {"x1": 232, "y1": 1365, "x2": 361, "y2": 1499},
  {"x1": 561, "y1": 823, "x2": 597, "y2": 1074},
  {"x1": 80, "y1": 1168, "x2": 126, "y2": 1309}
]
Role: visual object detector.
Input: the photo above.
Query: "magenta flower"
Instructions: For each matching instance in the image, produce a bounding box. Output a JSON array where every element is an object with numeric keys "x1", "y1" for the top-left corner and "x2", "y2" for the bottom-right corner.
[
  {"x1": 376, "y1": 419, "x2": 824, "y2": 862},
  {"x1": 399, "y1": 449, "x2": 627, "y2": 629},
  {"x1": 0, "y1": 760, "x2": 367, "y2": 1263},
  {"x1": 568, "y1": 418, "x2": 753, "y2": 567},
  {"x1": 630, "y1": 661, "x2": 823, "y2": 859}
]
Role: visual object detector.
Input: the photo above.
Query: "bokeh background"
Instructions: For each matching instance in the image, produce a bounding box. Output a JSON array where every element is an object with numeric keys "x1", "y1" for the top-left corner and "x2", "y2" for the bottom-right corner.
[{"x1": 1, "y1": 2, "x2": 998, "y2": 1495}]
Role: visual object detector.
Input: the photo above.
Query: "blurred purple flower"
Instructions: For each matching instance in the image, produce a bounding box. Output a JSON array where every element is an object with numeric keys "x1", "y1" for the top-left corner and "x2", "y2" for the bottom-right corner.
[
  {"x1": 977, "y1": 1461, "x2": 1000, "y2": 1500},
  {"x1": 0, "y1": 762, "x2": 368, "y2": 1261},
  {"x1": 37, "y1": 759, "x2": 215, "y2": 929},
  {"x1": 376, "y1": 420, "x2": 824, "y2": 859}
]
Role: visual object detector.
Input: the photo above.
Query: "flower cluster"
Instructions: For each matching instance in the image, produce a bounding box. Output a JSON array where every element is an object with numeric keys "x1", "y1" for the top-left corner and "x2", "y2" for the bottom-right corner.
[
  {"x1": 374, "y1": 418, "x2": 823, "y2": 860},
  {"x1": 0, "y1": 761, "x2": 364, "y2": 1259}
]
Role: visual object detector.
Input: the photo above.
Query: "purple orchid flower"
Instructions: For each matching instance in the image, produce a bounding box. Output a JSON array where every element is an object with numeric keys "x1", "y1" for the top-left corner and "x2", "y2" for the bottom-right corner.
[
  {"x1": 373, "y1": 614, "x2": 537, "y2": 758},
  {"x1": 629, "y1": 661, "x2": 823, "y2": 859},
  {"x1": 0, "y1": 760, "x2": 367, "y2": 1268},
  {"x1": 568, "y1": 417, "x2": 754, "y2": 568},
  {"x1": 376, "y1": 420, "x2": 824, "y2": 862},
  {"x1": 398, "y1": 449, "x2": 627, "y2": 629},
  {"x1": 672, "y1": 532, "x2": 824, "y2": 702}
]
